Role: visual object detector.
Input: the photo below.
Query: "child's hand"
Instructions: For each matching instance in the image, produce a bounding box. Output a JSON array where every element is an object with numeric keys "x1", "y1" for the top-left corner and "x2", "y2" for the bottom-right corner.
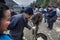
[{"x1": 32, "y1": 26, "x2": 36, "y2": 30}]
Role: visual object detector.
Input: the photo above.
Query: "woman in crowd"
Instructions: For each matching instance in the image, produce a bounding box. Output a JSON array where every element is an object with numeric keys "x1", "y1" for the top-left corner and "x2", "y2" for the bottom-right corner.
[{"x1": 0, "y1": 3, "x2": 12, "y2": 40}]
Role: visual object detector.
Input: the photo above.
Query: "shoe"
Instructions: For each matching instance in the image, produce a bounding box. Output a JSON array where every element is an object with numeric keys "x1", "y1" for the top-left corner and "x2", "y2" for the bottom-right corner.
[{"x1": 47, "y1": 27, "x2": 52, "y2": 30}]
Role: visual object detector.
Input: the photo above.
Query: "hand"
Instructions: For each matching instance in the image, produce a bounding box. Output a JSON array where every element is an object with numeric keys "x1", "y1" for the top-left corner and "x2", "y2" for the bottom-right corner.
[{"x1": 32, "y1": 26, "x2": 36, "y2": 30}]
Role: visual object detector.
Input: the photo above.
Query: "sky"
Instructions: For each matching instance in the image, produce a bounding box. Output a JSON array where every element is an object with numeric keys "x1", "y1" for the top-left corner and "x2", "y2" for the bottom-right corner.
[{"x1": 13, "y1": 0, "x2": 36, "y2": 7}]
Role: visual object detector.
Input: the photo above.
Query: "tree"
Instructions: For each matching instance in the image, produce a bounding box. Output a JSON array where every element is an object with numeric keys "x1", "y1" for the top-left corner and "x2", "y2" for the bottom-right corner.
[
  {"x1": 30, "y1": 0, "x2": 60, "y2": 8},
  {"x1": 36, "y1": 0, "x2": 50, "y2": 8}
]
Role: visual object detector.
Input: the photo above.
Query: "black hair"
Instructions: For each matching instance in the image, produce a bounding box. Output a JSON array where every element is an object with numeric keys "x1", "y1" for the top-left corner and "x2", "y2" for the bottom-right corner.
[
  {"x1": 47, "y1": 5, "x2": 52, "y2": 8},
  {"x1": 22, "y1": 7, "x2": 24, "y2": 9},
  {"x1": 0, "y1": 0, "x2": 6, "y2": 4},
  {"x1": 0, "y1": 3, "x2": 9, "y2": 21},
  {"x1": 35, "y1": 5, "x2": 38, "y2": 8}
]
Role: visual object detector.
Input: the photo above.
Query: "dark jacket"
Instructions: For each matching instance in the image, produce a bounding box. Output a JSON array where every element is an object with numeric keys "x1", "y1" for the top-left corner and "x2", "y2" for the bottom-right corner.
[
  {"x1": 47, "y1": 10, "x2": 57, "y2": 22},
  {"x1": 8, "y1": 14, "x2": 32, "y2": 39},
  {"x1": 47, "y1": 10, "x2": 56, "y2": 18}
]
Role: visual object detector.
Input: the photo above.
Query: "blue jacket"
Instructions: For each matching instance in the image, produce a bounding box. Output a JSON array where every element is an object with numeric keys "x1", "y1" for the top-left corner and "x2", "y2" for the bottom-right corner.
[
  {"x1": 8, "y1": 14, "x2": 32, "y2": 38},
  {"x1": 0, "y1": 34, "x2": 12, "y2": 40}
]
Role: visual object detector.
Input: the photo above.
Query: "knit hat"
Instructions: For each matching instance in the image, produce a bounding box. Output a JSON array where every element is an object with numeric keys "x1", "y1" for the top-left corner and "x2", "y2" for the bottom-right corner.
[{"x1": 25, "y1": 7, "x2": 33, "y2": 15}]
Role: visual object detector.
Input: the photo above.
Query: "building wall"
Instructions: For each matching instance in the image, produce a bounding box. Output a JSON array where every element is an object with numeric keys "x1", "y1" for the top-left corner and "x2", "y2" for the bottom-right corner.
[{"x1": 5, "y1": 0, "x2": 21, "y2": 13}]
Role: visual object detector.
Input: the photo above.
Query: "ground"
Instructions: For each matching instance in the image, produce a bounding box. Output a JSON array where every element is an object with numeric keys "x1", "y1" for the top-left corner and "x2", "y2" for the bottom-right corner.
[{"x1": 24, "y1": 17, "x2": 60, "y2": 40}]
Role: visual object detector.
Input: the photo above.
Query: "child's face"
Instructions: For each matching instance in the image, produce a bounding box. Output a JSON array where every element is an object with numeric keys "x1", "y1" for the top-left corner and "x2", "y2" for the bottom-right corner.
[{"x1": 0, "y1": 10, "x2": 11, "y2": 32}]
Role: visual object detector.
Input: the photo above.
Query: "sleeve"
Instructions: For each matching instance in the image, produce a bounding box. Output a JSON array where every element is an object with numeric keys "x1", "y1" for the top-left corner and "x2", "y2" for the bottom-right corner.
[
  {"x1": 30, "y1": 14, "x2": 39, "y2": 24},
  {"x1": 48, "y1": 11, "x2": 56, "y2": 17},
  {"x1": 25, "y1": 23, "x2": 32, "y2": 30}
]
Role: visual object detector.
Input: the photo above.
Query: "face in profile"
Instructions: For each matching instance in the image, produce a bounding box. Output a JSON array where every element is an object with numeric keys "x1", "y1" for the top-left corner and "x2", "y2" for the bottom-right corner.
[
  {"x1": 0, "y1": 10, "x2": 11, "y2": 32},
  {"x1": 48, "y1": 7, "x2": 52, "y2": 10},
  {"x1": 25, "y1": 13, "x2": 32, "y2": 19}
]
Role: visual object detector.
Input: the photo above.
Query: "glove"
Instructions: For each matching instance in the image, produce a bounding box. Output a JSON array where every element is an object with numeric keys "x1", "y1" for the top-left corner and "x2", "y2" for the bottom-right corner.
[{"x1": 32, "y1": 26, "x2": 36, "y2": 30}]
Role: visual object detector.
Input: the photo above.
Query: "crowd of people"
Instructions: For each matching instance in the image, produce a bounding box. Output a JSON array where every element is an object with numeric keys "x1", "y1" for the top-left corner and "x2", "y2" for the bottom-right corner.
[{"x1": 0, "y1": 0, "x2": 60, "y2": 40}]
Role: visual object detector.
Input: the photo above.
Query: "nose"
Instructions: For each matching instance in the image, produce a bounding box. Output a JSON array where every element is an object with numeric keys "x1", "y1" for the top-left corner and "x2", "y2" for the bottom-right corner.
[{"x1": 7, "y1": 21, "x2": 10, "y2": 26}]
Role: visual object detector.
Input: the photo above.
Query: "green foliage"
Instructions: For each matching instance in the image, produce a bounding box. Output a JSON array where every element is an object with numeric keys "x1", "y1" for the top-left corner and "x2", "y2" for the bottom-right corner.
[
  {"x1": 30, "y1": 0, "x2": 60, "y2": 8},
  {"x1": 36, "y1": 0, "x2": 50, "y2": 8},
  {"x1": 30, "y1": 0, "x2": 50, "y2": 8}
]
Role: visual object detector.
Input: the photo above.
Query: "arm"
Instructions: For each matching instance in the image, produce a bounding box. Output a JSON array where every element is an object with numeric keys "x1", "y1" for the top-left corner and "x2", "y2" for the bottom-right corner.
[
  {"x1": 48, "y1": 11, "x2": 56, "y2": 17},
  {"x1": 25, "y1": 23, "x2": 32, "y2": 30}
]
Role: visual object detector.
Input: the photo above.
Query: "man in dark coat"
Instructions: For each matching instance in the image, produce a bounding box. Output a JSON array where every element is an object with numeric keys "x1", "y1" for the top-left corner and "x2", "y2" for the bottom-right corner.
[
  {"x1": 46, "y1": 4, "x2": 57, "y2": 30},
  {"x1": 8, "y1": 7, "x2": 34, "y2": 40}
]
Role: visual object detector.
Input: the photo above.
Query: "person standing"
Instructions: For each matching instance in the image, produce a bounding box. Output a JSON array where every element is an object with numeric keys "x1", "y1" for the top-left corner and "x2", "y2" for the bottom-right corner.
[{"x1": 46, "y1": 4, "x2": 57, "y2": 30}]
